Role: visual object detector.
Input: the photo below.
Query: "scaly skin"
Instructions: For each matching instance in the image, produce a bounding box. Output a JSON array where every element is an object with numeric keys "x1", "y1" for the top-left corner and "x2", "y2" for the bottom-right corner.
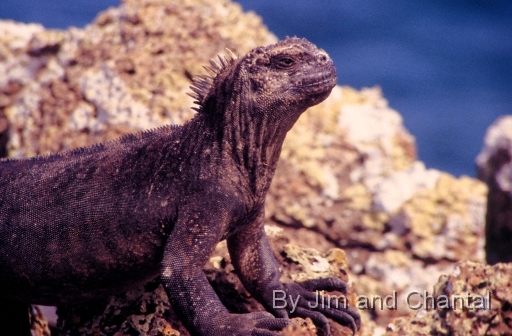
[{"x1": 0, "y1": 37, "x2": 360, "y2": 335}]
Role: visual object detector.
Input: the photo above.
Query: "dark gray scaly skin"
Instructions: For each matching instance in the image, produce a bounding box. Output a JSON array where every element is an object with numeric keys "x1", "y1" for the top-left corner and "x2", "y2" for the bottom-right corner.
[{"x1": 0, "y1": 37, "x2": 360, "y2": 335}]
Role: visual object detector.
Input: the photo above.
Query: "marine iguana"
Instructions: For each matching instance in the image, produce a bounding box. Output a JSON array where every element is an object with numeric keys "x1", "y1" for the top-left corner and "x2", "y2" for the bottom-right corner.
[{"x1": 0, "y1": 37, "x2": 360, "y2": 335}]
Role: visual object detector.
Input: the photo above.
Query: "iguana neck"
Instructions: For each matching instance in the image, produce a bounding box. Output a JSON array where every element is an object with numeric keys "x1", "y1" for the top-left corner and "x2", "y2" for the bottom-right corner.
[
  {"x1": 188, "y1": 62, "x2": 305, "y2": 201},
  {"x1": 216, "y1": 102, "x2": 301, "y2": 201}
]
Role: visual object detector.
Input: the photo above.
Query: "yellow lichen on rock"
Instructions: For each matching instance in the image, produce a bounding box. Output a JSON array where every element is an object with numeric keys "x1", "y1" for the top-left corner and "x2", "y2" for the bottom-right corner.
[
  {"x1": 1, "y1": 0, "x2": 275, "y2": 158},
  {"x1": 391, "y1": 173, "x2": 487, "y2": 261},
  {"x1": 342, "y1": 183, "x2": 373, "y2": 210}
]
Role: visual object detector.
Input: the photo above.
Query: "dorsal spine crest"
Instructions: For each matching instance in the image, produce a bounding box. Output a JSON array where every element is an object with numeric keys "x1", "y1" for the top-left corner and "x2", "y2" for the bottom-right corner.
[{"x1": 187, "y1": 49, "x2": 239, "y2": 112}]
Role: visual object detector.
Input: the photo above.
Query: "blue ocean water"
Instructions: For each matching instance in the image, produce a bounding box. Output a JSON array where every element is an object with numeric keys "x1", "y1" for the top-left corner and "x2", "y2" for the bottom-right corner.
[{"x1": 1, "y1": 0, "x2": 511, "y2": 177}]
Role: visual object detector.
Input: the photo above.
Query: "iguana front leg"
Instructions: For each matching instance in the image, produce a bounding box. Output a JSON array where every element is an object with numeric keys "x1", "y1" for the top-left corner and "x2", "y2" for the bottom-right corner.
[
  {"x1": 159, "y1": 194, "x2": 288, "y2": 336},
  {"x1": 227, "y1": 211, "x2": 361, "y2": 335}
]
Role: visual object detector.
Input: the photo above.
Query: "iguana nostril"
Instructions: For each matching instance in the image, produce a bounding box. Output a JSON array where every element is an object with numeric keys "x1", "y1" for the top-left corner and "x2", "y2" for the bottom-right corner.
[{"x1": 317, "y1": 54, "x2": 328, "y2": 63}]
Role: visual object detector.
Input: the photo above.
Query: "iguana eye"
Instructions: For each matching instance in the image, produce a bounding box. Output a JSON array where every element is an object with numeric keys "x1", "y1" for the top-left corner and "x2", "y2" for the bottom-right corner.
[{"x1": 272, "y1": 56, "x2": 296, "y2": 69}]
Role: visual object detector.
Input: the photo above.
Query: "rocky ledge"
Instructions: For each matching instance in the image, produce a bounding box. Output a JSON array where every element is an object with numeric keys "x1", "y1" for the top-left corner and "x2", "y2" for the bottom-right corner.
[
  {"x1": 1, "y1": 0, "x2": 509, "y2": 335},
  {"x1": 476, "y1": 116, "x2": 512, "y2": 265}
]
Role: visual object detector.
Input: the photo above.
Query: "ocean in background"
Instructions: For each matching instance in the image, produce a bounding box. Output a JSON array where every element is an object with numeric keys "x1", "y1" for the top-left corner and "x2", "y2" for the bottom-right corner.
[{"x1": 1, "y1": 0, "x2": 511, "y2": 177}]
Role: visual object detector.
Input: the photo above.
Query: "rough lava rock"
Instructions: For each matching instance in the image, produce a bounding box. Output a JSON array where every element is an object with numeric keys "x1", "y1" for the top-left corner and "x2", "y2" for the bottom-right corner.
[
  {"x1": 270, "y1": 85, "x2": 487, "y2": 324},
  {"x1": 385, "y1": 261, "x2": 512, "y2": 336},
  {"x1": 0, "y1": 0, "x2": 502, "y2": 335},
  {"x1": 476, "y1": 115, "x2": 512, "y2": 264},
  {"x1": 0, "y1": 0, "x2": 274, "y2": 158}
]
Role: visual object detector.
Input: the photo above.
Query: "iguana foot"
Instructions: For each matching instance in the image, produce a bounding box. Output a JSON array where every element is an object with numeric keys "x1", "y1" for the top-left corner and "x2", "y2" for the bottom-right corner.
[{"x1": 281, "y1": 278, "x2": 361, "y2": 336}]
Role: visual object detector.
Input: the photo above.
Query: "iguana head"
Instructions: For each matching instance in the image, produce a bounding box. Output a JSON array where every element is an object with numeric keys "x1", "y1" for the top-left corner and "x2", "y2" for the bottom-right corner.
[
  {"x1": 243, "y1": 37, "x2": 337, "y2": 115},
  {"x1": 189, "y1": 37, "x2": 336, "y2": 125}
]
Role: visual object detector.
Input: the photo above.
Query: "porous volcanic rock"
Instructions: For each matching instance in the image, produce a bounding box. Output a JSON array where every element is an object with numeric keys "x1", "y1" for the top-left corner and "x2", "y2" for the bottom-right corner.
[
  {"x1": 1, "y1": 0, "x2": 274, "y2": 158},
  {"x1": 386, "y1": 261, "x2": 512, "y2": 336},
  {"x1": 269, "y1": 85, "x2": 487, "y2": 324}
]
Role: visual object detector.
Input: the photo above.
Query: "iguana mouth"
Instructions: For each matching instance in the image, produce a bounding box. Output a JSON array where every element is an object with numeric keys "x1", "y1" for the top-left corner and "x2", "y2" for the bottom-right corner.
[
  {"x1": 301, "y1": 75, "x2": 337, "y2": 88},
  {"x1": 293, "y1": 69, "x2": 337, "y2": 94}
]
